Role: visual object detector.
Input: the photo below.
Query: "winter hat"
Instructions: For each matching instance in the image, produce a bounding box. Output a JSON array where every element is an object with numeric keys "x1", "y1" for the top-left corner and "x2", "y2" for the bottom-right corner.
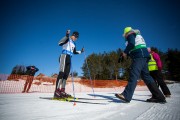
[
  {"x1": 72, "y1": 31, "x2": 79, "y2": 38},
  {"x1": 123, "y1": 27, "x2": 132, "y2": 36}
]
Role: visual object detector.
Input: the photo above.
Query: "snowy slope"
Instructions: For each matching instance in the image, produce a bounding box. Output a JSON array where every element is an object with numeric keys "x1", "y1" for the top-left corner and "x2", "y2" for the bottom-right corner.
[{"x1": 0, "y1": 83, "x2": 179, "y2": 120}]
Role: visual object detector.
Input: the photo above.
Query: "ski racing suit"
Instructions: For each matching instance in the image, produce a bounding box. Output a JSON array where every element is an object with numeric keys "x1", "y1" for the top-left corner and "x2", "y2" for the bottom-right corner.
[{"x1": 55, "y1": 36, "x2": 82, "y2": 92}]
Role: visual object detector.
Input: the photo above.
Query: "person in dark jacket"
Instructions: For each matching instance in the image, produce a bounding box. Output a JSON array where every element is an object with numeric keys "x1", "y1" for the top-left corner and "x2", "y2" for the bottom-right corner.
[
  {"x1": 115, "y1": 27, "x2": 166, "y2": 103},
  {"x1": 22, "y1": 65, "x2": 39, "y2": 93}
]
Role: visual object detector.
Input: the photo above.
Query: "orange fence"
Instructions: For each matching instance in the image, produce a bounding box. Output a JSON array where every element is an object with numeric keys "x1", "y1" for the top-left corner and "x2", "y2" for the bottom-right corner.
[
  {"x1": 0, "y1": 74, "x2": 147, "y2": 94},
  {"x1": 79, "y1": 80, "x2": 145, "y2": 88}
]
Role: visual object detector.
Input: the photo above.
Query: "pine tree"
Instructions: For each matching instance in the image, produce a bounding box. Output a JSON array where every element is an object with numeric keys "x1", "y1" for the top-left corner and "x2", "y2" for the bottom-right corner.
[
  {"x1": 81, "y1": 49, "x2": 131, "y2": 80},
  {"x1": 166, "y1": 49, "x2": 180, "y2": 81}
]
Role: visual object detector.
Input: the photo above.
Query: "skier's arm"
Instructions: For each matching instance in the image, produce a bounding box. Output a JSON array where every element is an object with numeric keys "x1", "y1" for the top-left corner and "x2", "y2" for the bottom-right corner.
[
  {"x1": 58, "y1": 36, "x2": 69, "y2": 46},
  {"x1": 124, "y1": 34, "x2": 135, "y2": 55},
  {"x1": 73, "y1": 47, "x2": 84, "y2": 54},
  {"x1": 35, "y1": 67, "x2": 39, "y2": 72},
  {"x1": 58, "y1": 30, "x2": 70, "y2": 46}
]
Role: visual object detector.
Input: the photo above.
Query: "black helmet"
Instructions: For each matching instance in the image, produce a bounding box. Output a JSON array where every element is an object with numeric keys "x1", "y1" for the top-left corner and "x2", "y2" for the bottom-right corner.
[{"x1": 72, "y1": 31, "x2": 79, "y2": 38}]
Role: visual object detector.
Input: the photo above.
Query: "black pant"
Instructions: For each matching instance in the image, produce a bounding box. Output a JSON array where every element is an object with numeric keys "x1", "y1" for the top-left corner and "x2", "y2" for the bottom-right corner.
[
  {"x1": 150, "y1": 70, "x2": 171, "y2": 95},
  {"x1": 56, "y1": 54, "x2": 71, "y2": 90},
  {"x1": 58, "y1": 54, "x2": 71, "y2": 80}
]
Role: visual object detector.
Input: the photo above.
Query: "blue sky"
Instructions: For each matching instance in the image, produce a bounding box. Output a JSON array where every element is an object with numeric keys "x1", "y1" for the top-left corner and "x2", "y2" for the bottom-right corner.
[{"x1": 0, "y1": 0, "x2": 180, "y2": 76}]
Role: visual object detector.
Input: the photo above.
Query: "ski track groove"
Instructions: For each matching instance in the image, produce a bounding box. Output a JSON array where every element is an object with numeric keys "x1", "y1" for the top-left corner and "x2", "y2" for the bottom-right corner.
[{"x1": 136, "y1": 87, "x2": 180, "y2": 120}]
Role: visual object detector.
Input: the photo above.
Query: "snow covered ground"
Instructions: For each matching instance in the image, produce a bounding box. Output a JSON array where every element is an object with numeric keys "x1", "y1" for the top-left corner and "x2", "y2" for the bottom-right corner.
[{"x1": 0, "y1": 83, "x2": 179, "y2": 120}]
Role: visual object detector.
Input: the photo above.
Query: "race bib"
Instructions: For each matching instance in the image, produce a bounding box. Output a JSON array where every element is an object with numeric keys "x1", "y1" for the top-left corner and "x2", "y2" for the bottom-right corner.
[{"x1": 135, "y1": 35, "x2": 146, "y2": 46}]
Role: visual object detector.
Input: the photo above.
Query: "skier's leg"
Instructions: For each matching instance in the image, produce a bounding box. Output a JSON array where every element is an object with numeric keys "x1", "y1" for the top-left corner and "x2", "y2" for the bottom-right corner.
[
  {"x1": 54, "y1": 54, "x2": 66, "y2": 98},
  {"x1": 61, "y1": 64, "x2": 70, "y2": 89},
  {"x1": 55, "y1": 72, "x2": 63, "y2": 90},
  {"x1": 22, "y1": 76, "x2": 29, "y2": 93},
  {"x1": 26, "y1": 76, "x2": 34, "y2": 92},
  {"x1": 55, "y1": 54, "x2": 66, "y2": 90},
  {"x1": 61, "y1": 55, "x2": 71, "y2": 97},
  {"x1": 54, "y1": 72, "x2": 64, "y2": 98}
]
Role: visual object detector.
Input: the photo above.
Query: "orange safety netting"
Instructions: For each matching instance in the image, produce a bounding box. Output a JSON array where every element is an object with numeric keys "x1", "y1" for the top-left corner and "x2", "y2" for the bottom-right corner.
[{"x1": 0, "y1": 74, "x2": 147, "y2": 94}]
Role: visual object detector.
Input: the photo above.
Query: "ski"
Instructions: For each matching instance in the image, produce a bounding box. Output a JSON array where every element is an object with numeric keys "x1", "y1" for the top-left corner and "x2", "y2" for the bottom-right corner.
[
  {"x1": 40, "y1": 97, "x2": 107, "y2": 101},
  {"x1": 39, "y1": 97, "x2": 72, "y2": 101},
  {"x1": 67, "y1": 100, "x2": 108, "y2": 105},
  {"x1": 39, "y1": 97, "x2": 108, "y2": 105},
  {"x1": 77, "y1": 97, "x2": 107, "y2": 100}
]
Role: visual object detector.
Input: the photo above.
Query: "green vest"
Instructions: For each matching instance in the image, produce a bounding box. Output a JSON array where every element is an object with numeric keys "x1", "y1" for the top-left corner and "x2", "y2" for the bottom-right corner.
[{"x1": 148, "y1": 54, "x2": 158, "y2": 71}]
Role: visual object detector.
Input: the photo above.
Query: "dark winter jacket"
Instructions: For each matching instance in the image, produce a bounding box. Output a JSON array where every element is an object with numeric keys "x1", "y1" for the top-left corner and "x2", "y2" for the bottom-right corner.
[
  {"x1": 124, "y1": 32, "x2": 150, "y2": 59},
  {"x1": 26, "y1": 66, "x2": 39, "y2": 76}
]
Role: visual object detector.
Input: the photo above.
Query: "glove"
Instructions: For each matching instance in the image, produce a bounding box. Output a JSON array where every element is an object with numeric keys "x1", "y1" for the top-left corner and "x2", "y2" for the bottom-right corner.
[
  {"x1": 66, "y1": 30, "x2": 70, "y2": 37},
  {"x1": 118, "y1": 55, "x2": 124, "y2": 63},
  {"x1": 118, "y1": 52, "x2": 126, "y2": 63},
  {"x1": 118, "y1": 56, "x2": 123, "y2": 63},
  {"x1": 81, "y1": 47, "x2": 84, "y2": 53}
]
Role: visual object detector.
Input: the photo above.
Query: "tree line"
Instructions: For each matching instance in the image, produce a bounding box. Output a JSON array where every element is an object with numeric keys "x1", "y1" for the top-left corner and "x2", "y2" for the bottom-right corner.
[
  {"x1": 81, "y1": 48, "x2": 180, "y2": 81},
  {"x1": 8, "y1": 48, "x2": 180, "y2": 81},
  {"x1": 9, "y1": 65, "x2": 79, "y2": 77},
  {"x1": 81, "y1": 48, "x2": 131, "y2": 80}
]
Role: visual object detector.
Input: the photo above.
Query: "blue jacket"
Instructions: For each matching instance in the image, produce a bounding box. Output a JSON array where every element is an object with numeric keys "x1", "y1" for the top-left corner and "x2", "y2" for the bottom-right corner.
[{"x1": 124, "y1": 32, "x2": 150, "y2": 59}]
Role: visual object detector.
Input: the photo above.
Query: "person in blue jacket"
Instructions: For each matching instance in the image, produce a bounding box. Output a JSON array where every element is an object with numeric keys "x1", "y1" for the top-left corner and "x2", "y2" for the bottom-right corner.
[
  {"x1": 115, "y1": 27, "x2": 166, "y2": 103},
  {"x1": 54, "y1": 30, "x2": 84, "y2": 98},
  {"x1": 22, "y1": 65, "x2": 39, "y2": 93}
]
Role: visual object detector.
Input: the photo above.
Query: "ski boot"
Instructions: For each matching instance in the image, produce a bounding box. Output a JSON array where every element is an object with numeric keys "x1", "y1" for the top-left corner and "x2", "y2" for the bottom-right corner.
[
  {"x1": 60, "y1": 88, "x2": 72, "y2": 98},
  {"x1": 61, "y1": 91, "x2": 72, "y2": 98},
  {"x1": 54, "y1": 88, "x2": 64, "y2": 99}
]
